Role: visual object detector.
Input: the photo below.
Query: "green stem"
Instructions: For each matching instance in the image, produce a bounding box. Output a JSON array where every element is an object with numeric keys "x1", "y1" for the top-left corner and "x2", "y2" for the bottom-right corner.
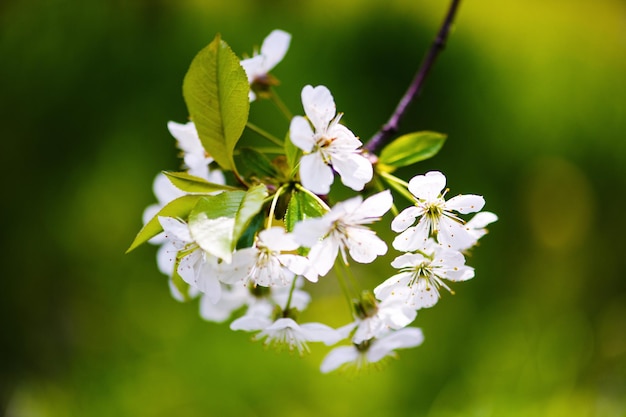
[
  {"x1": 283, "y1": 276, "x2": 299, "y2": 313},
  {"x1": 333, "y1": 261, "x2": 356, "y2": 317},
  {"x1": 379, "y1": 171, "x2": 415, "y2": 203},
  {"x1": 266, "y1": 184, "x2": 287, "y2": 229},
  {"x1": 246, "y1": 122, "x2": 283, "y2": 147},
  {"x1": 339, "y1": 258, "x2": 361, "y2": 297},
  {"x1": 270, "y1": 89, "x2": 293, "y2": 121}
]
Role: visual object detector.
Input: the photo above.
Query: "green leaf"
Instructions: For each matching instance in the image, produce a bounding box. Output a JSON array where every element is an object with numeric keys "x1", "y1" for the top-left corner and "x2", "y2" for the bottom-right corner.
[
  {"x1": 182, "y1": 34, "x2": 250, "y2": 171},
  {"x1": 378, "y1": 131, "x2": 447, "y2": 171},
  {"x1": 126, "y1": 195, "x2": 205, "y2": 253},
  {"x1": 232, "y1": 184, "x2": 269, "y2": 243},
  {"x1": 163, "y1": 171, "x2": 239, "y2": 193},
  {"x1": 284, "y1": 133, "x2": 301, "y2": 177},
  {"x1": 236, "y1": 211, "x2": 265, "y2": 249},
  {"x1": 236, "y1": 148, "x2": 278, "y2": 179},
  {"x1": 284, "y1": 189, "x2": 327, "y2": 232},
  {"x1": 188, "y1": 191, "x2": 246, "y2": 262},
  {"x1": 188, "y1": 185, "x2": 267, "y2": 262}
]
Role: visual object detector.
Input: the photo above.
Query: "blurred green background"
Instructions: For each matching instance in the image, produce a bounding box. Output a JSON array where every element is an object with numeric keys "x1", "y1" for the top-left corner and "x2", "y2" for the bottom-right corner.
[{"x1": 1, "y1": 0, "x2": 625, "y2": 416}]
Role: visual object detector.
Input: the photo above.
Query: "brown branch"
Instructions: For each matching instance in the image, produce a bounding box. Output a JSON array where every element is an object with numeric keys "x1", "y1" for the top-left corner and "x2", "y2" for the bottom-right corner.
[{"x1": 365, "y1": 0, "x2": 462, "y2": 154}]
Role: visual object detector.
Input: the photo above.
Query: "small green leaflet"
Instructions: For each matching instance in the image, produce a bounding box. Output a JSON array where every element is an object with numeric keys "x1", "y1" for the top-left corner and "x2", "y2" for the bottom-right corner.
[
  {"x1": 188, "y1": 185, "x2": 267, "y2": 263},
  {"x1": 284, "y1": 133, "x2": 302, "y2": 178},
  {"x1": 126, "y1": 194, "x2": 205, "y2": 253},
  {"x1": 236, "y1": 148, "x2": 279, "y2": 179},
  {"x1": 163, "y1": 171, "x2": 239, "y2": 193},
  {"x1": 171, "y1": 255, "x2": 194, "y2": 302},
  {"x1": 378, "y1": 131, "x2": 447, "y2": 171},
  {"x1": 182, "y1": 34, "x2": 250, "y2": 172},
  {"x1": 284, "y1": 189, "x2": 327, "y2": 232}
]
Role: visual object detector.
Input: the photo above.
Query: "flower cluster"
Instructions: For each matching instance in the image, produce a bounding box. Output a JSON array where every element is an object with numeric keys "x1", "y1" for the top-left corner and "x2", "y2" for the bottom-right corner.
[{"x1": 131, "y1": 29, "x2": 497, "y2": 373}]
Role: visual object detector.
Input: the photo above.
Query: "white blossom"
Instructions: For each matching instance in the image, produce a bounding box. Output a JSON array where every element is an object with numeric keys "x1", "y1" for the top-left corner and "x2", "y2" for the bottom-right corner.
[
  {"x1": 158, "y1": 216, "x2": 222, "y2": 304},
  {"x1": 456, "y1": 211, "x2": 499, "y2": 251},
  {"x1": 351, "y1": 297, "x2": 417, "y2": 344},
  {"x1": 167, "y1": 121, "x2": 225, "y2": 183},
  {"x1": 219, "y1": 227, "x2": 317, "y2": 287},
  {"x1": 392, "y1": 171, "x2": 485, "y2": 251},
  {"x1": 293, "y1": 191, "x2": 393, "y2": 276},
  {"x1": 234, "y1": 316, "x2": 341, "y2": 355},
  {"x1": 289, "y1": 85, "x2": 373, "y2": 194},
  {"x1": 205, "y1": 278, "x2": 311, "y2": 324},
  {"x1": 375, "y1": 241, "x2": 474, "y2": 310},
  {"x1": 240, "y1": 29, "x2": 291, "y2": 101},
  {"x1": 320, "y1": 327, "x2": 424, "y2": 373}
]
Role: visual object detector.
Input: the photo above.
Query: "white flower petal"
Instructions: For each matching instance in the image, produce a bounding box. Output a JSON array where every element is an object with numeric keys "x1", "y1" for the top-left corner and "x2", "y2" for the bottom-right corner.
[
  {"x1": 467, "y1": 211, "x2": 498, "y2": 229},
  {"x1": 390, "y1": 252, "x2": 426, "y2": 269},
  {"x1": 391, "y1": 206, "x2": 422, "y2": 232},
  {"x1": 320, "y1": 346, "x2": 359, "y2": 373},
  {"x1": 408, "y1": 171, "x2": 446, "y2": 200},
  {"x1": 332, "y1": 153, "x2": 373, "y2": 191},
  {"x1": 156, "y1": 242, "x2": 176, "y2": 276},
  {"x1": 392, "y1": 220, "x2": 430, "y2": 252},
  {"x1": 260, "y1": 29, "x2": 291, "y2": 71},
  {"x1": 437, "y1": 218, "x2": 476, "y2": 250},
  {"x1": 240, "y1": 54, "x2": 265, "y2": 83},
  {"x1": 152, "y1": 172, "x2": 184, "y2": 206},
  {"x1": 368, "y1": 327, "x2": 424, "y2": 363},
  {"x1": 308, "y1": 238, "x2": 339, "y2": 276},
  {"x1": 299, "y1": 153, "x2": 334, "y2": 195},
  {"x1": 374, "y1": 272, "x2": 412, "y2": 301},
  {"x1": 258, "y1": 227, "x2": 299, "y2": 251},
  {"x1": 299, "y1": 322, "x2": 342, "y2": 345},
  {"x1": 292, "y1": 217, "x2": 331, "y2": 247},
  {"x1": 346, "y1": 229, "x2": 387, "y2": 264},
  {"x1": 167, "y1": 121, "x2": 204, "y2": 156},
  {"x1": 158, "y1": 216, "x2": 192, "y2": 243},
  {"x1": 301, "y1": 85, "x2": 336, "y2": 131},
  {"x1": 230, "y1": 315, "x2": 272, "y2": 332},
  {"x1": 352, "y1": 190, "x2": 393, "y2": 220},
  {"x1": 283, "y1": 254, "x2": 318, "y2": 283},
  {"x1": 445, "y1": 194, "x2": 485, "y2": 214},
  {"x1": 289, "y1": 116, "x2": 315, "y2": 152},
  {"x1": 409, "y1": 286, "x2": 440, "y2": 310}
]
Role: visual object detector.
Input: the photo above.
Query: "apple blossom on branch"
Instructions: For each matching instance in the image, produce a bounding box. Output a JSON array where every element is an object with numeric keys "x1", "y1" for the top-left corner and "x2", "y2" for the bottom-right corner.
[{"x1": 129, "y1": 0, "x2": 496, "y2": 375}]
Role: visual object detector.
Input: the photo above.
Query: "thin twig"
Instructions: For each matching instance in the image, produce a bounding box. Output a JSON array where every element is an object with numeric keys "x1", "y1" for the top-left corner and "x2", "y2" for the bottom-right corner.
[{"x1": 365, "y1": 0, "x2": 462, "y2": 154}]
